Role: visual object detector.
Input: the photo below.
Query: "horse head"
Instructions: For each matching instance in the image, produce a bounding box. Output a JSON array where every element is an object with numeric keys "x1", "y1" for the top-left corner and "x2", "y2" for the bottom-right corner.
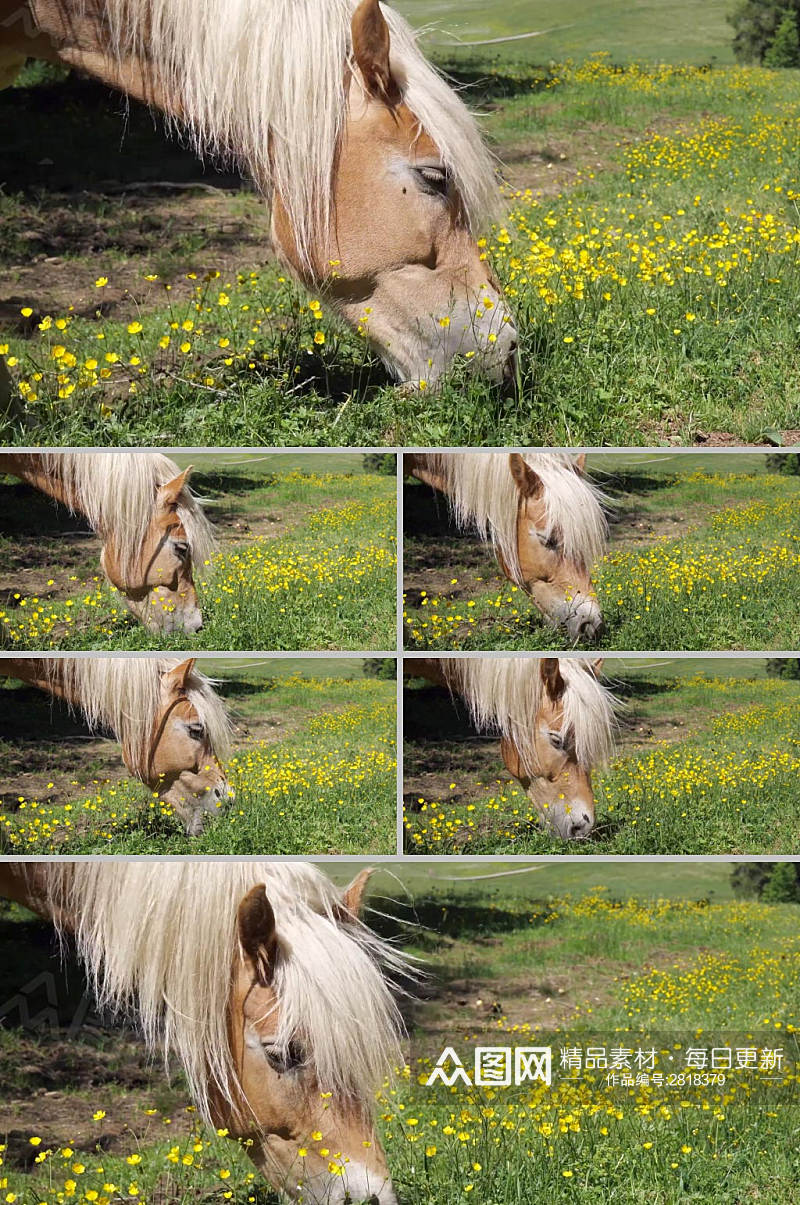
[
  {"x1": 101, "y1": 466, "x2": 205, "y2": 635},
  {"x1": 271, "y1": 0, "x2": 518, "y2": 388},
  {"x1": 218, "y1": 871, "x2": 399, "y2": 1203}
]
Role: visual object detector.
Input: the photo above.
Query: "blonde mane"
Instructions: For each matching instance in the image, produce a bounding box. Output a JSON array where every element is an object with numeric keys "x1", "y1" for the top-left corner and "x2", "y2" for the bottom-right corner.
[
  {"x1": 439, "y1": 656, "x2": 619, "y2": 773},
  {"x1": 30, "y1": 862, "x2": 408, "y2": 1118},
  {"x1": 424, "y1": 453, "x2": 608, "y2": 584},
  {"x1": 46, "y1": 657, "x2": 231, "y2": 775},
  {"x1": 40, "y1": 452, "x2": 215, "y2": 581},
  {"x1": 93, "y1": 0, "x2": 500, "y2": 258}
]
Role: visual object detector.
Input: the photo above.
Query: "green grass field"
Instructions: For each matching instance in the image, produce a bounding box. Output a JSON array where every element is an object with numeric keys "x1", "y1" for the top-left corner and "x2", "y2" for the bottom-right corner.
[
  {"x1": 404, "y1": 666, "x2": 800, "y2": 854},
  {"x1": 2, "y1": 4, "x2": 800, "y2": 445},
  {"x1": 396, "y1": 0, "x2": 736, "y2": 64},
  {"x1": 2, "y1": 863, "x2": 798, "y2": 1205},
  {"x1": 0, "y1": 457, "x2": 397, "y2": 651},
  {"x1": 404, "y1": 458, "x2": 800, "y2": 651},
  {"x1": 0, "y1": 663, "x2": 397, "y2": 854}
]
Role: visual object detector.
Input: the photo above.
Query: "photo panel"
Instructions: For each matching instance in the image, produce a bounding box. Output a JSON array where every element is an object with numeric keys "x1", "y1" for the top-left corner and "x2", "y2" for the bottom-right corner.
[
  {"x1": 403, "y1": 653, "x2": 800, "y2": 855},
  {"x1": 0, "y1": 450, "x2": 397, "y2": 652},
  {"x1": 403, "y1": 449, "x2": 800, "y2": 653},
  {"x1": 0, "y1": 653, "x2": 398, "y2": 856}
]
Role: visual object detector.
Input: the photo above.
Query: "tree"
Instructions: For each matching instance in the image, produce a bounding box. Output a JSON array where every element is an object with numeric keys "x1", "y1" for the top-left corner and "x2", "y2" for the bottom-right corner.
[
  {"x1": 731, "y1": 862, "x2": 800, "y2": 900},
  {"x1": 764, "y1": 9, "x2": 800, "y2": 65},
  {"x1": 362, "y1": 454, "x2": 396, "y2": 475},
  {"x1": 765, "y1": 658, "x2": 800, "y2": 679},
  {"x1": 363, "y1": 658, "x2": 397, "y2": 680},
  {"x1": 730, "y1": 0, "x2": 800, "y2": 63},
  {"x1": 762, "y1": 862, "x2": 800, "y2": 902},
  {"x1": 765, "y1": 452, "x2": 800, "y2": 474}
]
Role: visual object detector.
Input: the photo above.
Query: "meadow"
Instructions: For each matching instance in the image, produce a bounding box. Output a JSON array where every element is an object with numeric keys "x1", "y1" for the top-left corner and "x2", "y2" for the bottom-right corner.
[
  {"x1": 2, "y1": 863, "x2": 799, "y2": 1205},
  {"x1": 3, "y1": 19, "x2": 800, "y2": 444},
  {"x1": 0, "y1": 662, "x2": 397, "y2": 854},
  {"x1": 403, "y1": 664, "x2": 800, "y2": 854},
  {"x1": 0, "y1": 456, "x2": 397, "y2": 651},
  {"x1": 403, "y1": 457, "x2": 800, "y2": 651}
]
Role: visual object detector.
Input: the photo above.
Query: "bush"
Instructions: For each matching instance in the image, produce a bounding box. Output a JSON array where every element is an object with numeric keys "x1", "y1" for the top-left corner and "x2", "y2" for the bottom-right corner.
[
  {"x1": 730, "y1": 0, "x2": 800, "y2": 62},
  {"x1": 762, "y1": 862, "x2": 800, "y2": 902},
  {"x1": 764, "y1": 9, "x2": 800, "y2": 65}
]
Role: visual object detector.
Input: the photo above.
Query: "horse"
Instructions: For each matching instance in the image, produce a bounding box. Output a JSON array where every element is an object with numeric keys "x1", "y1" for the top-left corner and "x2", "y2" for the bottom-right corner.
[
  {"x1": 0, "y1": 655, "x2": 232, "y2": 832},
  {"x1": 406, "y1": 452, "x2": 608, "y2": 643},
  {"x1": 0, "y1": 0, "x2": 518, "y2": 388},
  {"x1": 0, "y1": 860, "x2": 408, "y2": 1204},
  {"x1": 404, "y1": 655, "x2": 618, "y2": 839},
  {"x1": 0, "y1": 451, "x2": 215, "y2": 633}
]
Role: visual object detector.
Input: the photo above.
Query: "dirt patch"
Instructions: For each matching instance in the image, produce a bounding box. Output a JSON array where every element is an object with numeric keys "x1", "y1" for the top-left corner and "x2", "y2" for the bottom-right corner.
[
  {"x1": 0, "y1": 1037, "x2": 193, "y2": 1156},
  {"x1": 1, "y1": 192, "x2": 272, "y2": 324},
  {"x1": 499, "y1": 120, "x2": 634, "y2": 195}
]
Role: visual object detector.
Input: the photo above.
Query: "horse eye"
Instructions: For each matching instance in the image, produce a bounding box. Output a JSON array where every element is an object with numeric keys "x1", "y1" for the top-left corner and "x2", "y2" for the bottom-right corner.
[
  {"x1": 549, "y1": 732, "x2": 565, "y2": 750},
  {"x1": 537, "y1": 532, "x2": 559, "y2": 552},
  {"x1": 172, "y1": 540, "x2": 190, "y2": 559},
  {"x1": 415, "y1": 165, "x2": 449, "y2": 197},
  {"x1": 262, "y1": 1042, "x2": 305, "y2": 1074},
  {"x1": 186, "y1": 722, "x2": 205, "y2": 741}
]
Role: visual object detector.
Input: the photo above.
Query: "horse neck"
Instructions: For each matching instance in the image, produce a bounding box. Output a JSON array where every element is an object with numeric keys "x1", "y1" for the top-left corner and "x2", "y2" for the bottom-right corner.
[
  {"x1": 12, "y1": 1, "x2": 178, "y2": 113},
  {"x1": 1, "y1": 657, "x2": 80, "y2": 705},
  {"x1": 0, "y1": 862, "x2": 74, "y2": 929},
  {"x1": 406, "y1": 454, "x2": 451, "y2": 495},
  {"x1": 2, "y1": 452, "x2": 90, "y2": 519},
  {"x1": 0, "y1": 659, "x2": 137, "y2": 772},
  {"x1": 404, "y1": 658, "x2": 448, "y2": 689}
]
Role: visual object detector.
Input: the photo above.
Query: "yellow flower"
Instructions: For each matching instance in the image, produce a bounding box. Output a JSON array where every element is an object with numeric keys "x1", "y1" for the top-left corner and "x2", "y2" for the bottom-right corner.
[{"x1": 127, "y1": 322, "x2": 143, "y2": 335}]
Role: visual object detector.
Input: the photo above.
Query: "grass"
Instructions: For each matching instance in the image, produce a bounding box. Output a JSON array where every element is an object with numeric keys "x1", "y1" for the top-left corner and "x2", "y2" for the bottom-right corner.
[
  {"x1": 395, "y1": 0, "x2": 736, "y2": 64},
  {"x1": 0, "y1": 460, "x2": 397, "y2": 651},
  {"x1": 403, "y1": 669, "x2": 800, "y2": 854},
  {"x1": 4, "y1": 48, "x2": 800, "y2": 444},
  {"x1": 0, "y1": 668, "x2": 397, "y2": 855},
  {"x1": 404, "y1": 461, "x2": 800, "y2": 651},
  {"x1": 2, "y1": 864, "x2": 799, "y2": 1205}
]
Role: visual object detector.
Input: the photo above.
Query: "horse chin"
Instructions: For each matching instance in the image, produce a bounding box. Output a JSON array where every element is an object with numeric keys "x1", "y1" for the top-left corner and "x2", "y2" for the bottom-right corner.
[
  {"x1": 539, "y1": 801, "x2": 595, "y2": 842},
  {"x1": 162, "y1": 779, "x2": 234, "y2": 836},
  {"x1": 288, "y1": 1163, "x2": 397, "y2": 1205},
  {"x1": 123, "y1": 595, "x2": 203, "y2": 635},
  {"x1": 254, "y1": 1138, "x2": 397, "y2": 1205},
  {"x1": 529, "y1": 585, "x2": 604, "y2": 644},
  {"x1": 334, "y1": 284, "x2": 517, "y2": 390}
]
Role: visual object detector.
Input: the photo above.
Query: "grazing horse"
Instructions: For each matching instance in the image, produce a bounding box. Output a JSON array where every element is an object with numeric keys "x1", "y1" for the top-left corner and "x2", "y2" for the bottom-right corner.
[
  {"x1": 0, "y1": 656, "x2": 232, "y2": 832},
  {"x1": 405, "y1": 655, "x2": 618, "y2": 839},
  {"x1": 0, "y1": 860, "x2": 407, "y2": 1204},
  {"x1": 406, "y1": 452, "x2": 608, "y2": 643},
  {"x1": 0, "y1": 451, "x2": 214, "y2": 633},
  {"x1": 0, "y1": 0, "x2": 517, "y2": 387}
]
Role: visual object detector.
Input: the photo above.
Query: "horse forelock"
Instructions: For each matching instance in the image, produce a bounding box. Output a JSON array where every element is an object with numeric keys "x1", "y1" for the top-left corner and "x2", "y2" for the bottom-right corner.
[
  {"x1": 33, "y1": 862, "x2": 408, "y2": 1120},
  {"x1": 93, "y1": 0, "x2": 498, "y2": 260},
  {"x1": 39, "y1": 452, "x2": 215, "y2": 581},
  {"x1": 47, "y1": 657, "x2": 230, "y2": 776},
  {"x1": 440, "y1": 656, "x2": 619, "y2": 775}
]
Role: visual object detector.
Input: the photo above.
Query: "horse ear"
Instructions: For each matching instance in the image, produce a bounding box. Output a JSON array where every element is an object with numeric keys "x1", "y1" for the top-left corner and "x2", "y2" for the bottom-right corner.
[
  {"x1": 341, "y1": 868, "x2": 373, "y2": 918},
  {"x1": 351, "y1": 0, "x2": 400, "y2": 107},
  {"x1": 158, "y1": 467, "x2": 192, "y2": 509},
  {"x1": 237, "y1": 885, "x2": 278, "y2": 986},
  {"x1": 572, "y1": 453, "x2": 587, "y2": 474},
  {"x1": 509, "y1": 453, "x2": 544, "y2": 499},
  {"x1": 162, "y1": 658, "x2": 196, "y2": 697},
  {"x1": 586, "y1": 657, "x2": 604, "y2": 677},
  {"x1": 541, "y1": 657, "x2": 565, "y2": 702}
]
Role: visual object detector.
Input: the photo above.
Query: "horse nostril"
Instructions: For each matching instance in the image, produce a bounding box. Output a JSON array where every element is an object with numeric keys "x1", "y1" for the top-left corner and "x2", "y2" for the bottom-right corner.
[{"x1": 569, "y1": 816, "x2": 592, "y2": 839}]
